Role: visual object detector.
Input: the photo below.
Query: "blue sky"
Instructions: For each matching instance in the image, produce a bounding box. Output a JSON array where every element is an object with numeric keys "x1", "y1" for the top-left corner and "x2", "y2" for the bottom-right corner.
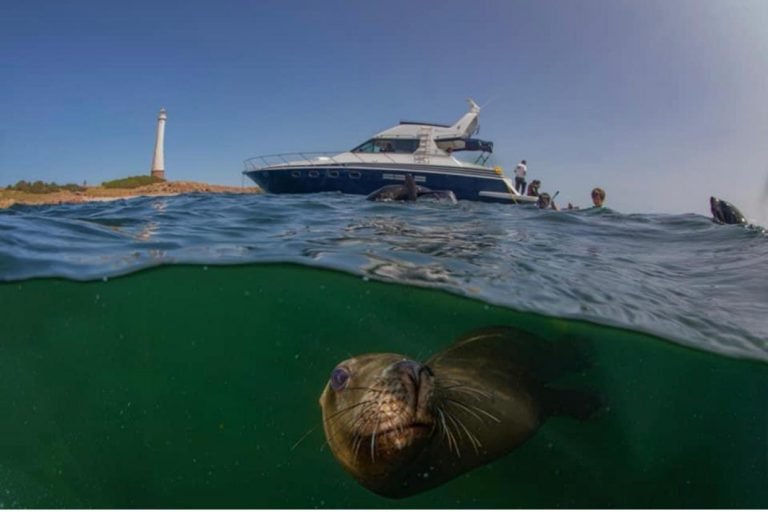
[{"x1": 2, "y1": 0, "x2": 767, "y2": 221}]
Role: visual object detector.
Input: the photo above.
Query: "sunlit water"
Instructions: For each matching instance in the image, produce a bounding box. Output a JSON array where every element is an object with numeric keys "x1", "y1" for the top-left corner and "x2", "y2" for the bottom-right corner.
[{"x1": 0, "y1": 193, "x2": 766, "y2": 507}]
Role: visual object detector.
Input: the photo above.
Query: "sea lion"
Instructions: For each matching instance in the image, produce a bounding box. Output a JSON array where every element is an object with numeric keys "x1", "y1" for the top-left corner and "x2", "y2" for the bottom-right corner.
[
  {"x1": 367, "y1": 174, "x2": 457, "y2": 204},
  {"x1": 710, "y1": 196, "x2": 747, "y2": 225},
  {"x1": 318, "y1": 326, "x2": 600, "y2": 498}
]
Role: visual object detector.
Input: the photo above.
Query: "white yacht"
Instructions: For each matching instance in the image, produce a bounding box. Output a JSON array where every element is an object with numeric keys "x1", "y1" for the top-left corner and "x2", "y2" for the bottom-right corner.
[{"x1": 243, "y1": 99, "x2": 536, "y2": 203}]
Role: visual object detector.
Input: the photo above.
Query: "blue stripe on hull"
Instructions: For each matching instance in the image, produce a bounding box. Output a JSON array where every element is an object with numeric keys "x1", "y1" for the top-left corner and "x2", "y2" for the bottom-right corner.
[{"x1": 243, "y1": 166, "x2": 517, "y2": 203}]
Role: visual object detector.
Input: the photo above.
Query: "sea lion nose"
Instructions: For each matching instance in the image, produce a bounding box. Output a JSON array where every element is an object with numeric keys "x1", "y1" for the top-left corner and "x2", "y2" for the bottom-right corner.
[{"x1": 394, "y1": 359, "x2": 427, "y2": 385}]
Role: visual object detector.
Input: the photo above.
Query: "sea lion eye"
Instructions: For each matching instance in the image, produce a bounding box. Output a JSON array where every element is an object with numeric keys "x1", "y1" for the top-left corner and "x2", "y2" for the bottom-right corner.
[{"x1": 330, "y1": 367, "x2": 350, "y2": 391}]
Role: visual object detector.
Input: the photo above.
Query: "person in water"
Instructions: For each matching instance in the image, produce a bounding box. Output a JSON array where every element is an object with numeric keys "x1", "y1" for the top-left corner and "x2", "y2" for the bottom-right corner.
[
  {"x1": 591, "y1": 187, "x2": 606, "y2": 207},
  {"x1": 526, "y1": 179, "x2": 541, "y2": 197},
  {"x1": 566, "y1": 187, "x2": 607, "y2": 210},
  {"x1": 537, "y1": 192, "x2": 558, "y2": 210}
]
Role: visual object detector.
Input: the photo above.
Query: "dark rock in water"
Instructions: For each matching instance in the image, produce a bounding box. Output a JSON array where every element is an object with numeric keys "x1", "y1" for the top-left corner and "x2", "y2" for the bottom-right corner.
[
  {"x1": 710, "y1": 196, "x2": 747, "y2": 225},
  {"x1": 367, "y1": 174, "x2": 457, "y2": 204}
]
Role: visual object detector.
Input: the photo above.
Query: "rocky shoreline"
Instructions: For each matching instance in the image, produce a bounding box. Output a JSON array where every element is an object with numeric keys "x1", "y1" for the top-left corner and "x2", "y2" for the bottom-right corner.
[{"x1": 0, "y1": 181, "x2": 261, "y2": 209}]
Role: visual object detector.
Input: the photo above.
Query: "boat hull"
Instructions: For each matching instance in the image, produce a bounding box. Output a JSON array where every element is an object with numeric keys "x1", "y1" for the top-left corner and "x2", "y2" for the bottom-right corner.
[{"x1": 243, "y1": 164, "x2": 535, "y2": 204}]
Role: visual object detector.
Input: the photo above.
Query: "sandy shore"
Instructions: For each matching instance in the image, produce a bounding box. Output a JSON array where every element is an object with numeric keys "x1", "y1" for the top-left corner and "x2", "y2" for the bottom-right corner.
[{"x1": 0, "y1": 181, "x2": 261, "y2": 209}]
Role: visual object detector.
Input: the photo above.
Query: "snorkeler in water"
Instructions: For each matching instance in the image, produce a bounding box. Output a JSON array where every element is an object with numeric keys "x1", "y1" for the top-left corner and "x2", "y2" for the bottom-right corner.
[{"x1": 537, "y1": 192, "x2": 559, "y2": 210}]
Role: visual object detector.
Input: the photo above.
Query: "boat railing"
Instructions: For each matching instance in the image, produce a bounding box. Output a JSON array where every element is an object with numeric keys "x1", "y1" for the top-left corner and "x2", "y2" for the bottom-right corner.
[{"x1": 243, "y1": 151, "x2": 403, "y2": 171}]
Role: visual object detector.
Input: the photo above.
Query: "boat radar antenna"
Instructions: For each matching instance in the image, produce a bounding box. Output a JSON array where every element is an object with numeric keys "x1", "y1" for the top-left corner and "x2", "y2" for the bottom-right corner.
[{"x1": 465, "y1": 98, "x2": 481, "y2": 135}]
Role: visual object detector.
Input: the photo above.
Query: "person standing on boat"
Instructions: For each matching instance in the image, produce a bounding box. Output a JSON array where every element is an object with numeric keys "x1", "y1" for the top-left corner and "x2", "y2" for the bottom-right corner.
[{"x1": 514, "y1": 160, "x2": 527, "y2": 195}]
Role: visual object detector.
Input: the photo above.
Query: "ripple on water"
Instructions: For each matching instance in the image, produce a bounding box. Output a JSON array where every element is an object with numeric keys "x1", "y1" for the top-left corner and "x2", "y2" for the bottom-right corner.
[{"x1": 1, "y1": 192, "x2": 766, "y2": 362}]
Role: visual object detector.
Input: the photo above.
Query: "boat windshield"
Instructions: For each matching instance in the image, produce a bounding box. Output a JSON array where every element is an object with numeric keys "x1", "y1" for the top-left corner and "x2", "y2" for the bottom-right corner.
[{"x1": 351, "y1": 138, "x2": 420, "y2": 154}]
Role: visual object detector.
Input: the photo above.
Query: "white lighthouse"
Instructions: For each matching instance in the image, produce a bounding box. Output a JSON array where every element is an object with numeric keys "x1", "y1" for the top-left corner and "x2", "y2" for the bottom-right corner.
[{"x1": 150, "y1": 107, "x2": 167, "y2": 180}]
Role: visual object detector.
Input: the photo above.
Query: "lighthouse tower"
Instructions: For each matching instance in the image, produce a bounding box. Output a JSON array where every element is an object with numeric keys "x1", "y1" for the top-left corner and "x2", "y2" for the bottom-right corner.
[{"x1": 150, "y1": 107, "x2": 167, "y2": 180}]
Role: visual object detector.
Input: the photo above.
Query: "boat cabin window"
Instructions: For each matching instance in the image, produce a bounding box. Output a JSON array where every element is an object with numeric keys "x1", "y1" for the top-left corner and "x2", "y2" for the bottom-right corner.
[{"x1": 351, "y1": 138, "x2": 420, "y2": 154}]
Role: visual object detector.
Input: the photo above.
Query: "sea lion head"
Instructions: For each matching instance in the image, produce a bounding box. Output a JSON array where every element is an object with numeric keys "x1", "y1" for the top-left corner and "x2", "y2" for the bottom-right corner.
[
  {"x1": 319, "y1": 354, "x2": 437, "y2": 486},
  {"x1": 710, "y1": 196, "x2": 747, "y2": 225},
  {"x1": 318, "y1": 328, "x2": 600, "y2": 498},
  {"x1": 404, "y1": 174, "x2": 418, "y2": 201}
]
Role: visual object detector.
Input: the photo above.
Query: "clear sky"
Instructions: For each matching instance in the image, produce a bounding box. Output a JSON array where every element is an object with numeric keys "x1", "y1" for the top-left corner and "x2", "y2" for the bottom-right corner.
[{"x1": 2, "y1": 0, "x2": 767, "y2": 221}]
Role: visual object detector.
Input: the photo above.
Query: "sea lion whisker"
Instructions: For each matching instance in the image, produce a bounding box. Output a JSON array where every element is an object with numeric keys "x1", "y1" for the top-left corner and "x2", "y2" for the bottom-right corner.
[
  {"x1": 436, "y1": 407, "x2": 461, "y2": 458},
  {"x1": 443, "y1": 398, "x2": 486, "y2": 423},
  {"x1": 444, "y1": 397, "x2": 502, "y2": 424},
  {"x1": 442, "y1": 410, "x2": 471, "y2": 454},
  {"x1": 369, "y1": 418, "x2": 380, "y2": 462},
  {"x1": 466, "y1": 405, "x2": 502, "y2": 423},
  {"x1": 352, "y1": 435, "x2": 362, "y2": 459},
  {"x1": 433, "y1": 377, "x2": 465, "y2": 386},
  {"x1": 327, "y1": 425, "x2": 355, "y2": 447},
  {"x1": 351, "y1": 426, "x2": 368, "y2": 460},
  {"x1": 330, "y1": 414, "x2": 364, "y2": 438},
  {"x1": 443, "y1": 409, "x2": 481, "y2": 454},
  {"x1": 346, "y1": 386, "x2": 387, "y2": 394},
  {"x1": 452, "y1": 387, "x2": 491, "y2": 399},
  {"x1": 290, "y1": 424, "x2": 320, "y2": 451},
  {"x1": 456, "y1": 419, "x2": 483, "y2": 454},
  {"x1": 352, "y1": 418, "x2": 372, "y2": 458},
  {"x1": 437, "y1": 382, "x2": 492, "y2": 399},
  {"x1": 351, "y1": 409, "x2": 373, "y2": 456},
  {"x1": 331, "y1": 405, "x2": 376, "y2": 461},
  {"x1": 436, "y1": 377, "x2": 491, "y2": 392},
  {"x1": 434, "y1": 408, "x2": 450, "y2": 447},
  {"x1": 323, "y1": 399, "x2": 376, "y2": 425}
]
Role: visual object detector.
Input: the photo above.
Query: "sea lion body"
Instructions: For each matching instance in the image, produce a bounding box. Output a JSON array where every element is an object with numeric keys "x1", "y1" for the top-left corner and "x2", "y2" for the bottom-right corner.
[
  {"x1": 319, "y1": 327, "x2": 598, "y2": 498},
  {"x1": 710, "y1": 196, "x2": 747, "y2": 225},
  {"x1": 366, "y1": 174, "x2": 457, "y2": 204}
]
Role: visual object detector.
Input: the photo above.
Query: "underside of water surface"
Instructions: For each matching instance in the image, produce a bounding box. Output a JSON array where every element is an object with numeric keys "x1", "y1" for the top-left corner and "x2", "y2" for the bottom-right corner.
[{"x1": 1, "y1": 263, "x2": 765, "y2": 508}]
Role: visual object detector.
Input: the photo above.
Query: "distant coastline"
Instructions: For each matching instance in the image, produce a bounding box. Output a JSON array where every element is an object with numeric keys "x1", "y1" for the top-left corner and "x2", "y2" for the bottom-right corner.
[{"x1": 0, "y1": 180, "x2": 261, "y2": 209}]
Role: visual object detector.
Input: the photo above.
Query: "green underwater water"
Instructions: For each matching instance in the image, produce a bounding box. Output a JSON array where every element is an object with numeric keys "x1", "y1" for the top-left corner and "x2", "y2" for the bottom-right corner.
[{"x1": 0, "y1": 263, "x2": 766, "y2": 508}]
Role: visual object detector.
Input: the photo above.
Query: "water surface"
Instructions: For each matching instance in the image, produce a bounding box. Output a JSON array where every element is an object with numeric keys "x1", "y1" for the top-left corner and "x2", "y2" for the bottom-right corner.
[{"x1": 0, "y1": 193, "x2": 766, "y2": 507}]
